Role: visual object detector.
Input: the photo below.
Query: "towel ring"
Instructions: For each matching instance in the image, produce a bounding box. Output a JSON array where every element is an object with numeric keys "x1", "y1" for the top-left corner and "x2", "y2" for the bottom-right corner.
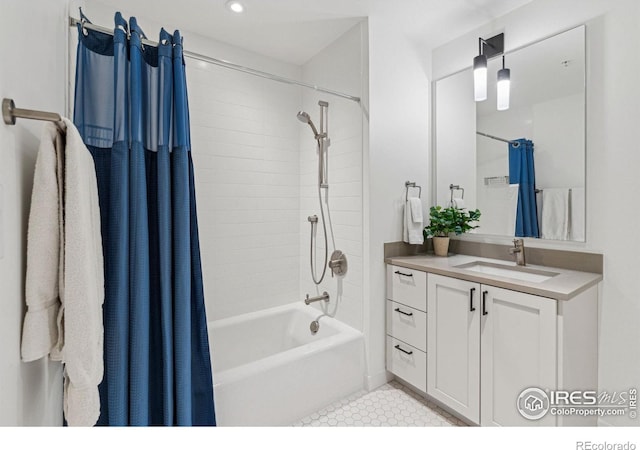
[
  {"x1": 405, "y1": 181, "x2": 422, "y2": 202},
  {"x1": 449, "y1": 184, "x2": 465, "y2": 204}
]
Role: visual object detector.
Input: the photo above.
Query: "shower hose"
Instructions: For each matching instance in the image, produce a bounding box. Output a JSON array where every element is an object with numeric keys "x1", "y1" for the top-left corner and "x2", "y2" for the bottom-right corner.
[{"x1": 310, "y1": 137, "x2": 336, "y2": 285}]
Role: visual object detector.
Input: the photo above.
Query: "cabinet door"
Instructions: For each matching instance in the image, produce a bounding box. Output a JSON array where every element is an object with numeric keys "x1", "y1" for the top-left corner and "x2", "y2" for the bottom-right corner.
[
  {"x1": 480, "y1": 286, "x2": 557, "y2": 426},
  {"x1": 427, "y1": 274, "x2": 481, "y2": 424}
]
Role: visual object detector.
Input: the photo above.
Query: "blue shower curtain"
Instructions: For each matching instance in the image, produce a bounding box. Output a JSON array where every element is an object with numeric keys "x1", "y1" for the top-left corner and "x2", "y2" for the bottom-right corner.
[
  {"x1": 73, "y1": 11, "x2": 215, "y2": 426},
  {"x1": 509, "y1": 139, "x2": 539, "y2": 238}
]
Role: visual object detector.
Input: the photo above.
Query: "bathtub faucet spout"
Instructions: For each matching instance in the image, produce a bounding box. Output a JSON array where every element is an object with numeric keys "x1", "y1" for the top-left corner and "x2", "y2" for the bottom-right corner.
[{"x1": 304, "y1": 292, "x2": 330, "y2": 305}]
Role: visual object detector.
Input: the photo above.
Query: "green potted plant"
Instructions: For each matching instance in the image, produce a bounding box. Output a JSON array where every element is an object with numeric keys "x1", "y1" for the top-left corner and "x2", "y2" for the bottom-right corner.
[{"x1": 423, "y1": 206, "x2": 481, "y2": 256}]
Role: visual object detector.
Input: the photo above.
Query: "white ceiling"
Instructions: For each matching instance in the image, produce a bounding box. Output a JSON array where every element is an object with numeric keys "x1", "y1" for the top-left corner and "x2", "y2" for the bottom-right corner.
[{"x1": 92, "y1": 0, "x2": 534, "y2": 65}]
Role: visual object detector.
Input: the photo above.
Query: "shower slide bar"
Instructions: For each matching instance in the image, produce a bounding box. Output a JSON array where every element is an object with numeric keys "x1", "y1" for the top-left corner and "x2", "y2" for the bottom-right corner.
[{"x1": 69, "y1": 17, "x2": 362, "y2": 104}]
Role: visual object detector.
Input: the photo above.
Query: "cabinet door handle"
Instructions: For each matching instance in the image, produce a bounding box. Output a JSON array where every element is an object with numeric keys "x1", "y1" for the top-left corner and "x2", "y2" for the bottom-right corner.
[
  {"x1": 394, "y1": 307, "x2": 413, "y2": 317},
  {"x1": 394, "y1": 270, "x2": 413, "y2": 277},
  {"x1": 469, "y1": 287, "x2": 476, "y2": 312},
  {"x1": 394, "y1": 344, "x2": 413, "y2": 355},
  {"x1": 482, "y1": 290, "x2": 488, "y2": 316}
]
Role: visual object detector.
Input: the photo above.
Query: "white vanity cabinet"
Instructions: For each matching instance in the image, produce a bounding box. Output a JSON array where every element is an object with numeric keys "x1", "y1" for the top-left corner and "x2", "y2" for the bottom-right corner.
[
  {"x1": 426, "y1": 274, "x2": 558, "y2": 425},
  {"x1": 425, "y1": 273, "x2": 597, "y2": 426},
  {"x1": 385, "y1": 258, "x2": 599, "y2": 427}
]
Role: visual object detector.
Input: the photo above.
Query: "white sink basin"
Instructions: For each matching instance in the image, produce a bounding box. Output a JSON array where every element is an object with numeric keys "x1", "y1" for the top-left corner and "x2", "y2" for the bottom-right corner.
[{"x1": 454, "y1": 261, "x2": 559, "y2": 283}]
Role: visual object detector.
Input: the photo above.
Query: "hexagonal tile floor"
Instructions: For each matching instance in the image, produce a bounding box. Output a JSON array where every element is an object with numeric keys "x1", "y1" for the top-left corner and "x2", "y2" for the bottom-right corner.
[{"x1": 293, "y1": 380, "x2": 468, "y2": 427}]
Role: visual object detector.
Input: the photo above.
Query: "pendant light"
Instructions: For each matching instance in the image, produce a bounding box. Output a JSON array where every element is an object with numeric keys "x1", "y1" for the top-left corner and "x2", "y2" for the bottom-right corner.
[
  {"x1": 473, "y1": 39, "x2": 488, "y2": 102},
  {"x1": 497, "y1": 55, "x2": 511, "y2": 111},
  {"x1": 472, "y1": 33, "x2": 506, "y2": 109}
]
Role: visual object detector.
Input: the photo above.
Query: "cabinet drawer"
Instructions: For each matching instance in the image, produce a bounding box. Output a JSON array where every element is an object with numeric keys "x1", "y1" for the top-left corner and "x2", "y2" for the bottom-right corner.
[
  {"x1": 386, "y1": 336, "x2": 426, "y2": 393},
  {"x1": 386, "y1": 301, "x2": 427, "y2": 352},
  {"x1": 386, "y1": 265, "x2": 427, "y2": 312}
]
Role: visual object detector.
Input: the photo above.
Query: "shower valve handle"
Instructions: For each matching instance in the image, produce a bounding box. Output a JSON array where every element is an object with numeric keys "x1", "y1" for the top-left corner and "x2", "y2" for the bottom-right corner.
[{"x1": 328, "y1": 250, "x2": 348, "y2": 278}]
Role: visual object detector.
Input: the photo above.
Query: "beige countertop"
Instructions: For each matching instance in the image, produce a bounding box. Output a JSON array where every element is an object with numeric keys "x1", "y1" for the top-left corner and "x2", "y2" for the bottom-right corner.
[{"x1": 385, "y1": 254, "x2": 602, "y2": 301}]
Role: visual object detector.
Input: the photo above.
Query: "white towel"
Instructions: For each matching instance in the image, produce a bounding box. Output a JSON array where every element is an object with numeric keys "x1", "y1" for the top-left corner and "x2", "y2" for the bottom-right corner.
[
  {"x1": 569, "y1": 187, "x2": 585, "y2": 241},
  {"x1": 541, "y1": 188, "x2": 570, "y2": 240},
  {"x1": 507, "y1": 184, "x2": 519, "y2": 236},
  {"x1": 451, "y1": 197, "x2": 466, "y2": 209},
  {"x1": 403, "y1": 197, "x2": 424, "y2": 245},
  {"x1": 21, "y1": 119, "x2": 104, "y2": 427},
  {"x1": 409, "y1": 197, "x2": 423, "y2": 222}
]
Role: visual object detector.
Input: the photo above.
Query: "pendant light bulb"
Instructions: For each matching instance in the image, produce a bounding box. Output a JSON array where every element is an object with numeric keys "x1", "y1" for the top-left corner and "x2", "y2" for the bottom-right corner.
[
  {"x1": 473, "y1": 54, "x2": 488, "y2": 102},
  {"x1": 497, "y1": 56, "x2": 511, "y2": 111}
]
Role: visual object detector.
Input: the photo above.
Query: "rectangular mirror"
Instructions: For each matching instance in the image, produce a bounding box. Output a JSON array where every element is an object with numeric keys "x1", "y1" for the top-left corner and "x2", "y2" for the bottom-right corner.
[{"x1": 434, "y1": 26, "x2": 586, "y2": 242}]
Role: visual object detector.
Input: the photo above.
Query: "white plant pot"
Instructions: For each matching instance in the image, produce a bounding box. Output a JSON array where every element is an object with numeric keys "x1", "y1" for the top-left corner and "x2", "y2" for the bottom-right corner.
[{"x1": 433, "y1": 236, "x2": 450, "y2": 257}]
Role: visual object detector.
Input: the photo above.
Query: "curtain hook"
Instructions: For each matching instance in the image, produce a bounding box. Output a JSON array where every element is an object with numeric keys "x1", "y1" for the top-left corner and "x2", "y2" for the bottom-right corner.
[{"x1": 80, "y1": 17, "x2": 89, "y2": 36}]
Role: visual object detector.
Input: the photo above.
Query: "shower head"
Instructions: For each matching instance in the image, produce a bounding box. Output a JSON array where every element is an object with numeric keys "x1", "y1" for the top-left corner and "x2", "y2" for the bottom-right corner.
[
  {"x1": 296, "y1": 111, "x2": 310, "y2": 123},
  {"x1": 297, "y1": 111, "x2": 320, "y2": 138}
]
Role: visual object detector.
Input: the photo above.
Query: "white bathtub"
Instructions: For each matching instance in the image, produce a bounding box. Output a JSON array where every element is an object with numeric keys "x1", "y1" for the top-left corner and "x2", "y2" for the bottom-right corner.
[{"x1": 208, "y1": 302, "x2": 365, "y2": 426}]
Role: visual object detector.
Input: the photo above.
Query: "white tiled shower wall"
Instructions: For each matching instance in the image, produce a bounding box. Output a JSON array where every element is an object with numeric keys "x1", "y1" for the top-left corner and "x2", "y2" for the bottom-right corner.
[
  {"x1": 189, "y1": 63, "x2": 303, "y2": 320},
  {"x1": 299, "y1": 24, "x2": 366, "y2": 332},
  {"x1": 189, "y1": 23, "x2": 366, "y2": 326}
]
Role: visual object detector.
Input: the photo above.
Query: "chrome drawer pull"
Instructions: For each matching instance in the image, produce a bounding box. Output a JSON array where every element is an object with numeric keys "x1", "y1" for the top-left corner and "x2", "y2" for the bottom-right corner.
[
  {"x1": 394, "y1": 307, "x2": 414, "y2": 317},
  {"x1": 394, "y1": 344, "x2": 413, "y2": 355},
  {"x1": 394, "y1": 270, "x2": 413, "y2": 277}
]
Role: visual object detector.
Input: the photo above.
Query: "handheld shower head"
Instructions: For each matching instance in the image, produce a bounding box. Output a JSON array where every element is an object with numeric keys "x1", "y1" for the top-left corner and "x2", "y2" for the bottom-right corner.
[{"x1": 297, "y1": 111, "x2": 320, "y2": 138}]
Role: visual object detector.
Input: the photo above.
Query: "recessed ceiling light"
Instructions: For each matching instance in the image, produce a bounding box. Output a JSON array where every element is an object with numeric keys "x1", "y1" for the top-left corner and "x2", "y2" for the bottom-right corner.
[{"x1": 226, "y1": 1, "x2": 244, "y2": 13}]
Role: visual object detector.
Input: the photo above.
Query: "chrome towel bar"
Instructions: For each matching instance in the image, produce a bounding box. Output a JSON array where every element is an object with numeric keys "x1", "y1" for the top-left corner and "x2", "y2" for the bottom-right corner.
[{"x1": 2, "y1": 98, "x2": 62, "y2": 125}]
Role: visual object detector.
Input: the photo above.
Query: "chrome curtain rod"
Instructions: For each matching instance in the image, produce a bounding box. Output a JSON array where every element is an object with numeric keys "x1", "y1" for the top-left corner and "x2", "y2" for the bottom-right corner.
[
  {"x1": 69, "y1": 17, "x2": 361, "y2": 104},
  {"x1": 476, "y1": 131, "x2": 515, "y2": 144},
  {"x1": 476, "y1": 131, "x2": 519, "y2": 145}
]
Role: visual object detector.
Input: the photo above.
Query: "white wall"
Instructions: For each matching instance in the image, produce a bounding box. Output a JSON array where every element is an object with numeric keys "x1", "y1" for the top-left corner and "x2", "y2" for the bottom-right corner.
[
  {"x1": 299, "y1": 23, "x2": 366, "y2": 332},
  {"x1": 432, "y1": 0, "x2": 640, "y2": 426},
  {"x1": 366, "y1": 18, "x2": 431, "y2": 389},
  {"x1": 0, "y1": 0, "x2": 67, "y2": 426},
  {"x1": 533, "y1": 93, "x2": 585, "y2": 189}
]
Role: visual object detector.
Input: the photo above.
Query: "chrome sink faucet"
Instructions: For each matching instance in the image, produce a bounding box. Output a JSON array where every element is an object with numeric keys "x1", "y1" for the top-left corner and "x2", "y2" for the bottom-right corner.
[{"x1": 509, "y1": 239, "x2": 526, "y2": 266}]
